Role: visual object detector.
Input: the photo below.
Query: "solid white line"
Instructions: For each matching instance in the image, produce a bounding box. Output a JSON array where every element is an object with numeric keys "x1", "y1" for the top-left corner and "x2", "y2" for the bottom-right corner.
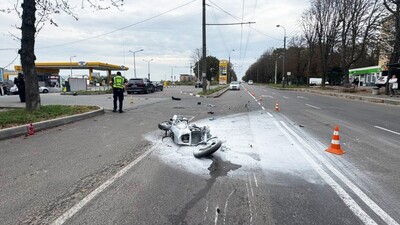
[
  {"x1": 374, "y1": 126, "x2": 400, "y2": 136},
  {"x1": 276, "y1": 121, "x2": 377, "y2": 225},
  {"x1": 279, "y1": 121, "x2": 399, "y2": 225},
  {"x1": 51, "y1": 147, "x2": 155, "y2": 225},
  {"x1": 223, "y1": 190, "x2": 235, "y2": 225},
  {"x1": 305, "y1": 104, "x2": 321, "y2": 110},
  {"x1": 214, "y1": 205, "x2": 219, "y2": 225},
  {"x1": 253, "y1": 173, "x2": 258, "y2": 187}
]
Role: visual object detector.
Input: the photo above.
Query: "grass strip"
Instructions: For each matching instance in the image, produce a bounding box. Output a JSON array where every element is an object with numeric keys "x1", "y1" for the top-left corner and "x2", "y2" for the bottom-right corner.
[{"x1": 0, "y1": 105, "x2": 99, "y2": 129}]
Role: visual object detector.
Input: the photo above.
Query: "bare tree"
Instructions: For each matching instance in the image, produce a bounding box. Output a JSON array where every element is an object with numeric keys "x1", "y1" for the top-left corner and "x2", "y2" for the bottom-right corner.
[
  {"x1": 15, "y1": 0, "x2": 123, "y2": 111},
  {"x1": 383, "y1": 0, "x2": 400, "y2": 64},
  {"x1": 300, "y1": 8, "x2": 318, "y2": 86},
  {"x1": 337, "y1": 0, "x2": 383, "y2": 84},
  {"x1": 314, "y1": 0, "x2": 340, "y2": 87}
]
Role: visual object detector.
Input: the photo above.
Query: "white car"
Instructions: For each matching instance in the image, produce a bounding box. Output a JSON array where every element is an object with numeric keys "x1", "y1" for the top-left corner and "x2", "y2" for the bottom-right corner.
[
  {"x1": 9, "y1": 85, "x2": 49, "y2": 94},
  {"x1": 229, "y1": 81, "x2": 240, "y2": 90},
  {"x1": 248, "y1": 80, "x2": 254, "y2": 85}
]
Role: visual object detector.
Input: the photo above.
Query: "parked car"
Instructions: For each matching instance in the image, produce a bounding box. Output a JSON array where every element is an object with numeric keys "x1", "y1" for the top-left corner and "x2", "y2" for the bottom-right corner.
[
  {"x1": 248, "y1": 80, "x2": 254, "y2": 85},
  {"x1": 126, "y1": 78, "x2": 155, "y2": 94},
  {"x1": 9, "y1": 85, "x2": 49, "y2": 94},
  {"x1": 195, "y1": 81, "x2": 203, "y2": 88},
  {"x1": 154, "y1": 82, "x2": 164, "y2": 91},
  {"x1": 229, "y1": 81, "x2": 240, "y2": 90},
  {"x1": 375, "y1": 75, "x2": 388, "y2": 88},
  {"x1": 39, "y1": 86, "x2": 49, "y2": 93}
]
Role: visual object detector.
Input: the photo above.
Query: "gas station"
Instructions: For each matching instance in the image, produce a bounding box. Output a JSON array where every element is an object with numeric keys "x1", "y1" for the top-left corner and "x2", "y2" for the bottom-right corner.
[{"x1": 8, "y1": 61, "x2": 129, "y2": 90}]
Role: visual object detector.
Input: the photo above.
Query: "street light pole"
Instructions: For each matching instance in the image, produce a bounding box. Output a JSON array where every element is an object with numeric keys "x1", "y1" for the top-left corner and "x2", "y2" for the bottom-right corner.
[
  {"x1": 276, "y1": 24, "x2": 286, "y2": 88},
  {"x1": 143, "y1": 59, "x2": 153, "y2": 80},
  {"x1": 129, "y1": 49, "x2": 144, "y2": 78},
  {"x1": 228, "y1": 49, "x2": 234, "y2": 83},
  {"x1": 69, "y1": 55, "x2": 76, "y2": 78}
]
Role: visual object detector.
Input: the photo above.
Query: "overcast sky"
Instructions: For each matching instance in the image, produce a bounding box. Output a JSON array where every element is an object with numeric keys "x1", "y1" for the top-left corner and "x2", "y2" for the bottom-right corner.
[{"x1": 0, "y1": 0, "x2": 310, "y2": 81}]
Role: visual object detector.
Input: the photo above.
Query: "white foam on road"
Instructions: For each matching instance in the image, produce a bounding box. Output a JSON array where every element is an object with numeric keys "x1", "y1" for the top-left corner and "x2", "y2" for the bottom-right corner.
[{"x1": 150, "y1": 112, "x2": 321, "y2": 184}]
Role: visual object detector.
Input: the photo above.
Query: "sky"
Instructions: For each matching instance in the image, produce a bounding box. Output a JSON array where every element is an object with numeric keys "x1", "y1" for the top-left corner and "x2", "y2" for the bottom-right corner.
[{"x1": 0, "y1": 0, "x2": 310, "y2": 81}]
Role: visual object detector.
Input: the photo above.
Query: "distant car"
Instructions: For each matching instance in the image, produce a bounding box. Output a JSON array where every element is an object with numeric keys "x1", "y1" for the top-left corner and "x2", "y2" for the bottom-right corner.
[
  {"x1": 375, "y1": 75, "x2": 388, "y2": 88},
  {"x1": 9, "y1": 85, "x2": 49, "y2": 94},
  {"x1": 154, "y1": 82, "x2": 164, "y2": 91},
  {"x1": 229, "y1": 81, "x2": 240, "y2": 90},
  {"x1": 195, "y1": 81, "x2": 203, "y2": 88},
  {"x1": 39, "y1": 86, "x2": 49, "y2": 93},
  {"x1": 248, "y1": 80, "x2": 254, "y2": 85},
  {"x1": 126, "y1": 78, "x2": 155, "y2": 94}
]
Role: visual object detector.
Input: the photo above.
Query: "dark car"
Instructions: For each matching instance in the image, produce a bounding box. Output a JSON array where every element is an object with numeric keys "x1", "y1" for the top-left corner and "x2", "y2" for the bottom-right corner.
[
  {"x1": 195, "y1": 81, "x2": 203, "y2": 88},
  {"x1": 154, "y1": 82, "x2": 164, "y2": 91},
  {"x1": 126, "y1": 78, "x2": 155, "y2": 94}
]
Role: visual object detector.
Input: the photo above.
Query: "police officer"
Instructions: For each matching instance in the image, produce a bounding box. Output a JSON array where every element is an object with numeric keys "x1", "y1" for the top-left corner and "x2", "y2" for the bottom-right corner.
[{"x1": 110, "y1": 71, "x2": 127, "y2": 113}]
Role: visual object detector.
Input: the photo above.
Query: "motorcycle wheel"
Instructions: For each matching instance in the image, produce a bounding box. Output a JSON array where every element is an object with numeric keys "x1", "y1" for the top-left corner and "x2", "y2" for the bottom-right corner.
[
  {"x1": 158, "y1": 121, "x2": 172, "y2": 131},
  {"x1": 193, "y1": 137, "x2": 222, "y2": 158}
]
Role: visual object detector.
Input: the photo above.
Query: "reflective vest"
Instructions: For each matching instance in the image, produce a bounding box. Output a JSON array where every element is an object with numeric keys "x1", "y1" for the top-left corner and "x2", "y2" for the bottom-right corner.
[{"x1": 113, "y1": 75, "x2": 125, "y2": 89}]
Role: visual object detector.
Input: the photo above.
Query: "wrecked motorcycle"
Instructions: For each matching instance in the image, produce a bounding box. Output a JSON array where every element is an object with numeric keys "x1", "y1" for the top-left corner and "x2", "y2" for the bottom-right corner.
[{"x1": 158, "y1": 115, "x2": 222, "y2": 158}]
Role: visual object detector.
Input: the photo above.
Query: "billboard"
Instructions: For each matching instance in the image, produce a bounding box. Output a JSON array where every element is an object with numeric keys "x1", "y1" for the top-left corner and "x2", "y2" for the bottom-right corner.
[{"x1": 0, "y1": 68, "x2": 4, "y2": 83}]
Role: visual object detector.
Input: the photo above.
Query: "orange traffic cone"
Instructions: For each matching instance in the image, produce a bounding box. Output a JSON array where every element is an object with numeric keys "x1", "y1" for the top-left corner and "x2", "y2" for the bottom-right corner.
[
  {"x1": 325, "y1": 126, "x2": 345, "y2": 155},
  {"x1": 274, "y1": 101, "x2": 280, "y2": 111}
]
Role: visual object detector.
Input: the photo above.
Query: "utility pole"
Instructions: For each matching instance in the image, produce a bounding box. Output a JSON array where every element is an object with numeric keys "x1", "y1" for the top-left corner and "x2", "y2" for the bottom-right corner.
[
  {"x1": 143, "y1": 59, "x2": 153, "y2": 80},
  {"x1": 276, "y1": 25, "x2": 286, "y2": 88},
  {"x1": 274, "y1": 59, "x2": 278, "y2": 84},
  {"x1": 202, "y1": 0, "x2": 207, "y2": 92}
]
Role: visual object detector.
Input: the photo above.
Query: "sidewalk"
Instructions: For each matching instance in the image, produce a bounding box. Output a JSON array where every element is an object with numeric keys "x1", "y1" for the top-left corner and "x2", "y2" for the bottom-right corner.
[{"x1": 295, "y1": 86, "x2": 400, "y2": 105}]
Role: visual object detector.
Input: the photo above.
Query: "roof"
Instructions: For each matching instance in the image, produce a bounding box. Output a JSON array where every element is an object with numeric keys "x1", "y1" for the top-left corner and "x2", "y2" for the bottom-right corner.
[
  {"x1": 14, "y1": 62, "x2": 129, "y2": 72},
  {"x1": 349, "y1": 66, "x2": 381, "y2": 76}
]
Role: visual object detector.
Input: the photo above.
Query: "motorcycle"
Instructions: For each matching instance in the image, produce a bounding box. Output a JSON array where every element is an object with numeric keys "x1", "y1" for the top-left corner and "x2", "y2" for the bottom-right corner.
[{"x1": 158, "y1": 115, "x2": 222, "y2": 158}]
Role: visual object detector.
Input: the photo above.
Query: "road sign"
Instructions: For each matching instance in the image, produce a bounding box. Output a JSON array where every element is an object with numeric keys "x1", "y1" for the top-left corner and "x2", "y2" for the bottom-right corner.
[{"x1": 287, "y1": 72, "x2": 291, "y2": 76}]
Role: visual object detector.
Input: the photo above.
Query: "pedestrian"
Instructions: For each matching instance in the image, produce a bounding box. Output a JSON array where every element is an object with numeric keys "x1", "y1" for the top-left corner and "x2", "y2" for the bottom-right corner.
[
  {"x1": 388, "y1": 74, "x2": 398, "y2": 97},
  {"x1": 109, "y1": 71, "x2": 127, "y2": 113},
  {"x1": 14, "y1": 73, "x2": 26, "y2": 102}
]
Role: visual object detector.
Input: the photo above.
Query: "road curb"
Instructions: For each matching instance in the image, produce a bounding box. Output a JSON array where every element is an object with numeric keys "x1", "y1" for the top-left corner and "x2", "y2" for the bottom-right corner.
[
  {"x1": 0, "y1": 108, "x2": 104, "y2": 141},
  {"x1": 298, "y1": 88, "x2": 400, "y2": 105}
]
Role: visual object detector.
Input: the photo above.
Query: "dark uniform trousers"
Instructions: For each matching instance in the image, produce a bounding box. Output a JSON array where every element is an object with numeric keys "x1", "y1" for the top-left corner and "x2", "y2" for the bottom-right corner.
[{"x1": 113, "y1": 88, "x2": 124, "y2": 111}]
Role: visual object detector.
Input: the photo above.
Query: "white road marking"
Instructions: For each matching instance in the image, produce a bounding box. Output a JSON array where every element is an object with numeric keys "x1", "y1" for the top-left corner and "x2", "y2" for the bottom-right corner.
[
  {"x1": 51, "y1": 147, "x2": 155, "y2": 225},
  {"x1": 305, "y1": 104, "x2": 321, "y2": 110},
  {"x1": 257, "y1": 102, "x2": 261, "y2": 105},
  {"x1": 279, "y1": 121, "x2": 399, "y2": 225},
  {"x1": 267, "y1": 112, "x2": 273, "y2": 117},
  {"x1": 248, "y1": 176, "x2": 254, "y2": 197},
  {"x1": 204, "y1": 200, "x2": 209, "y2": 221},
  {"x1": 214, "y1": 205, "x2": 219, "y2": 225},
  {"x1": 261, "y1": 106, "x2": 265, "y2": 110},
  {"x1": 282, "y1": 96, "x2": 289, "y2": 99},
  {"x1": 374, "y1": 126, "x2": 400, "y2": 136},
  {"x1": 261, "y1": 95, "x2": 274, "y2": 98},
  {"x1": 296, "y1": 96, "x2": 309, "y2": 100},
  {"x1": 245, "y1": 182, "x2": 253, "y2": 224},
  {"x1": 253, "y1": 173, "x2": 258, "y2": 187},
  {"x1": 223, "y1": 190, "x2": 235, "y2": 225}
]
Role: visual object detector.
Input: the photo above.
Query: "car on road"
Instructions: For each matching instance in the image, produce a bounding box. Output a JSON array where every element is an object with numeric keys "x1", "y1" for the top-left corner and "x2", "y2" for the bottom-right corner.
[
  {"x1": 9, "y1": 85, "x2": 49, "y2": 94},
  {"x1": 195, "y1": 81, "x2": 203, "y2": 88},
  {"x1": 154, "y1": 82, "x2": 164, "y2": 91},
  {"x1": 229, "y1": 81, "x2": 240, "y2": 90},
  {"x1": 248, "y1": 80, "x2": 254, "y2": 85},
  {"x1": 126, "y1": 78, "x2": 155, "y2": 94}
]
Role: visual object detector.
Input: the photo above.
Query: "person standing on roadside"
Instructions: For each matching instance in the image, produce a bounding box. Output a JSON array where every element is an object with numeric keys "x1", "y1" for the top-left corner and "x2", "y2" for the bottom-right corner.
[
  {"x1": 388, "y1": 74, "x2": 398, "y2": 97},
  {"x1": 14, "y1": 73, "x2": 26, "y2": 102},
  {"x1": 110, "y1": 71, "x2": 127, "y2": 113}
]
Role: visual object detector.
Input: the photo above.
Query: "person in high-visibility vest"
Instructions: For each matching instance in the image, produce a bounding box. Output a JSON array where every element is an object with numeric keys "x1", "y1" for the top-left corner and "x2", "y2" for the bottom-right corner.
[{"x1": 109, "y1": 71, "x2": 127, "y2": 113}]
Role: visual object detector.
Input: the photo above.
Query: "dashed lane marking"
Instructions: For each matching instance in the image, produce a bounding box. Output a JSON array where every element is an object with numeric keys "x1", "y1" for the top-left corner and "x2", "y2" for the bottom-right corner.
[
  {"x1": 374, "y1": 126, "x2": 400, "y2": 136},
  {"x1": 305, "y1": 104, "x2": 321, "y2": 110}
]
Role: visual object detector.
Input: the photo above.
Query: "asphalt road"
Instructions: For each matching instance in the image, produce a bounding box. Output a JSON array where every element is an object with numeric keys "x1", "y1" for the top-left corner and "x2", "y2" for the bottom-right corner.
[{"x1": 0, "y1": 85, "x2": 399, "y2": 225}]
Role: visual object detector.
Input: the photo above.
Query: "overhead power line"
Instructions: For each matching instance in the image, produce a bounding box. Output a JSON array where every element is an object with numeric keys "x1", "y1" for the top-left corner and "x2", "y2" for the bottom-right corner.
[{"x1": 38, "y1": 0, "x2": 198, "y2": 49}]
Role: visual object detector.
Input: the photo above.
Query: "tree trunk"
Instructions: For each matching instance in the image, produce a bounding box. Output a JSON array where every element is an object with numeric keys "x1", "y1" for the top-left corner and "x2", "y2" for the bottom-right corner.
[{"x1": 19, "y1": 0, "x2": 41, "y2": 111}]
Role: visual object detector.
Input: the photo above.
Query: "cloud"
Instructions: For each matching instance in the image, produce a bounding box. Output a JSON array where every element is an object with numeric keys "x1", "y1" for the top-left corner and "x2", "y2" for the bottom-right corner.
[{"x1": 0, "y1": 0, "x2": 310, "y2": 81}]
